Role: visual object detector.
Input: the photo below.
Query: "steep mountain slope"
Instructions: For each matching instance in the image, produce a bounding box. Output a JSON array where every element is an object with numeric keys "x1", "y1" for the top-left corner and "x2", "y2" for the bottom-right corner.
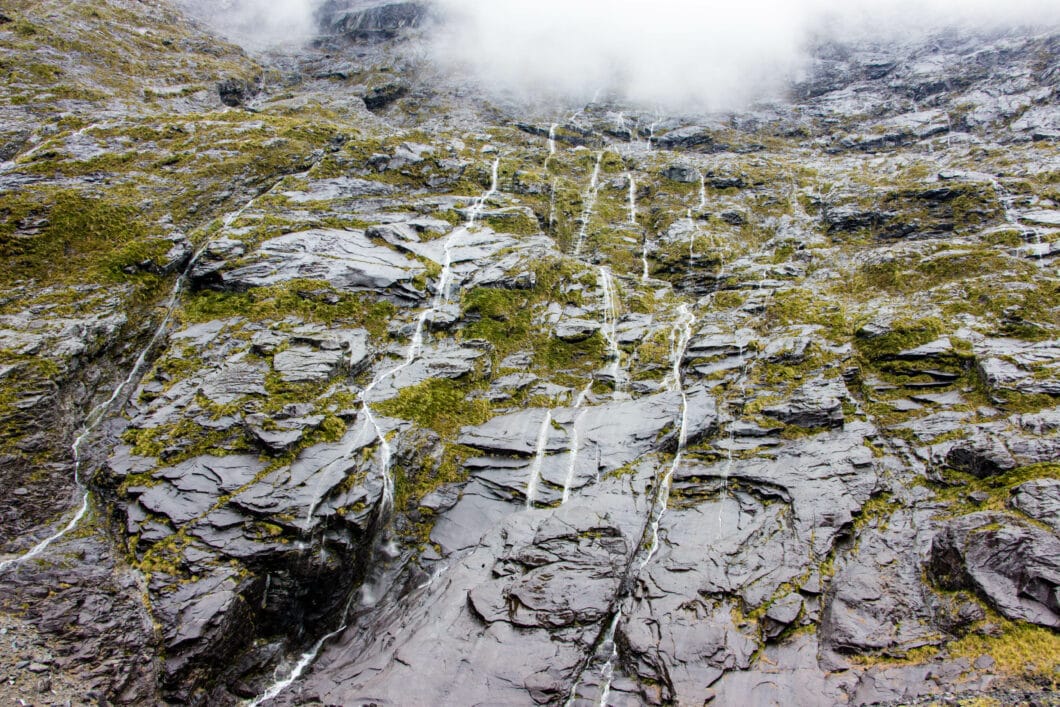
[{"x1": 0, "y1": 1, "x2": 1058, "y2": 705}]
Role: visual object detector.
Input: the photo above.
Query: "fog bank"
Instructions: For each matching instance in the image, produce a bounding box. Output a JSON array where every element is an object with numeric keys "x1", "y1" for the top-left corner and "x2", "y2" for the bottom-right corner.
[
  {"x1": 431, "y1": 0, "x2": 1060, "y2": 110},
  {"x1": 173, "y1": 0, "x2": 1060, "y2": 109}
]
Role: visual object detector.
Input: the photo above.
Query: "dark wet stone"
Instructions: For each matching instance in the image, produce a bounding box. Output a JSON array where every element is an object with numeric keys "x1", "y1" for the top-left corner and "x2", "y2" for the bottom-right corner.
[
  {"x1": 1010, "y1": 479, "x2": 1060, "y2": 534},
  {"x1": 761, "y1": 377, "x2": 847, "y2": 429},
  {"x1": 654, "y1": 126, "x2": 718, "y2": 150},
  {"x1": 929, "y1": 512, "x2": 1060, "y2": 628},
  {"x1": 944, "y1": 436, "x2": 1017, "y2": 478},
  {"x1": 661, "y1": 163, "x2": 699, "y2": 184},
  {"x1": 362, "y1": 82, "x2": 409, "y2": 111},
  {"x1": 217, "y1": 78, "x2": 257, "y2": 107}
]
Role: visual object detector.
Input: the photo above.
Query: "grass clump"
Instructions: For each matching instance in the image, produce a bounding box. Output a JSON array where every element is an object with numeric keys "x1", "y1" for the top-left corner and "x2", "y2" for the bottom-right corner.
[
  {"x1": 854, "y1": 316, "x2": 945, "y2": 362},
  {"x1": 0, "y1": 190, "x2": 163, "y2": 285},
  {"x1": 181, "y1": 280, "x2": 396, "y2": 337},
  {"x1": 375, "y1": 378, "x2": 492, "y2": 439}
]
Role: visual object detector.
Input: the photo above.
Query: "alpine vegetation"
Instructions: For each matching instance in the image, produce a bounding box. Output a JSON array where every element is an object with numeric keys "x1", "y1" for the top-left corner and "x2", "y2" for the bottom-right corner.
[{"x1": 0, "y1": 0, "x2": 1058, "y2": 705}]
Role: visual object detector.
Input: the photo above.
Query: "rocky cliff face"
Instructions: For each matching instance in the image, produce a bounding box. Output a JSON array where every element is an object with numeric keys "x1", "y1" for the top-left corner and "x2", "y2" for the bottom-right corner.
[{"x1": 0, "y1": 1, "x2": 1058, "y2": 705}]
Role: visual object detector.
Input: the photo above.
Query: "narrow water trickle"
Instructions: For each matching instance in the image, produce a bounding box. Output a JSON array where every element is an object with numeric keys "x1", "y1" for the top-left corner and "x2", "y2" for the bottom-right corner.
[
  {"x1": 354, "y1": 157, "x2": 501, "y2": 516},
  {"x1": 546, "y1": 123, "x2": 558, "y2": 169},
  {"x1": 637, "y1": 304, "x2": 695, "y2": 571},
  {"x1": 246, "y1": 591, "x2": 357, "y2": 707},
  {"x1": 573, "y1": 152, "x2": 604, "y2": 257},
  {"x1": 627, "y1": 173, "x2": 637, "y2": 226},
  {"x1": 252, "y1": 158, "x2": 504, "y2": 706},
  {"x1": 0, "y1": 174, "x2": 293, "y2": 574},
  {"x1": 599, "y1": 266, "x2": 623, "y2": 396},
  {"x1": 525, "y1": 410, "x2": 553, "y2": 509},
  {"x1": 595, "y1": 611, "x2": 622, "y2": 707}
]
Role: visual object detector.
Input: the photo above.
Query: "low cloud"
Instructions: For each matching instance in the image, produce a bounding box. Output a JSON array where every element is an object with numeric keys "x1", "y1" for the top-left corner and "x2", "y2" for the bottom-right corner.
[
  {"x1": 172, "y1": 0, "x2": 1060, "y2": 110},
  {"x1": 430, "y1": 0, "x2": 1060, "y2": 110},
  {"x1": 172, "y1": 0, "x2": 323, "y2": 51}
]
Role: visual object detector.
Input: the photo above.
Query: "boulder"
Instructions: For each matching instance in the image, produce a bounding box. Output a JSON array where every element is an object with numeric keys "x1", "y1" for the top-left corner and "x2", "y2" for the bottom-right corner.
[{"x1": 929, "y1": 512, "x2": 1060, "y2": 628}]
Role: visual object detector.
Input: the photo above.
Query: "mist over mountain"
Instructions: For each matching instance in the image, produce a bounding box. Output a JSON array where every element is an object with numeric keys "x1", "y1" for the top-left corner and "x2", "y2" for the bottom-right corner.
[
  {"x1": 180, "y1": 0, "x2": 1060, "y2": 109},
  {"x1": 0, "y1": 1, "x2": 1058, "y2": 705}
]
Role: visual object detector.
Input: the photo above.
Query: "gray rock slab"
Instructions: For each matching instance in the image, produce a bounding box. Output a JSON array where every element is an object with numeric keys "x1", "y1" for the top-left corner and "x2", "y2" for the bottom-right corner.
[
  {"x1": 273, "y1": 345, "x2": 345, "y2": 383},
  {"x1": 219, "y1": 228, "x2": 426, "y2": 300},
  {"x1": 929, "y1": 512, "x2": 1060, "y2": 628},
  {"x1": 1010, "y1": 479, "x2": 1060, "y2": 534}
]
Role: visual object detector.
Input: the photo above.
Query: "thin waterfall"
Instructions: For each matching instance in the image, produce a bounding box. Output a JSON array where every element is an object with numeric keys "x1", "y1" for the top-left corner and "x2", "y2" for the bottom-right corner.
[
  {"x1": 573, "y1": 152, "x2": 604, "y2": 257},
  {"x1": 357, "y1": 156, "x2": 501, "y2": 515},
  {"x1": 599, "y1": 266, "x2": 623, "y2": 394},
  {"x1": 546, "y1": 123, "x2": 558, "y2": 169},
  {"x1": 637, "y1": 304, "x2": 695, "y2": 571},
  {"x1": 254, "y1": 157, "x2": 505, "y2": 704},
  {"x1": 525, "y1": 410, "x2": 553, "y2": 509},
  {"x1": 0, "y1": 174, "x2": 294, "y2": 573}
]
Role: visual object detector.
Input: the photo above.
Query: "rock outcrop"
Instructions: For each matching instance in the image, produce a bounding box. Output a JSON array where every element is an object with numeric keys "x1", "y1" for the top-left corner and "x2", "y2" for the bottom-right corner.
[{"x1": 0, "y1": 2, "x2": 1057, "y2": 705}]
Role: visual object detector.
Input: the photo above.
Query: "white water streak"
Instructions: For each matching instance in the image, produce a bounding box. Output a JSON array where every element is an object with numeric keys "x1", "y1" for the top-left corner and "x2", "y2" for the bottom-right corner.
[
  {"x1": 596, "y1": 611, "x2": 622, "y2": 707},
  {"x1": 573, "y1": 152, "x2": 604, "y2": 257},
  {"x1": 468, "y1": 157, "x2": 501, "y2": 228},
  {"x1": 599, "y1": 266, "x2": 623, "y2": 394},
  {"x1": 638, "y1": 305, "x2": 695, "y2": 571},
  {"x1": 355, "y1": 157, "x2": 501, "y2": 514},
  {"x1": 245, "y1": 597, "x2": 352, "y2": 707},
  {"x1": 627, "y1": 173, "x2": 637, "y2": 225},
  {"x1": 525, "y1": 410, "x2": 553, "y2": 508},
  {"x1": 546, "y1": 123, "x2": 558, "y2": 168},
  {"x1": 0, "y1": 175, "x2": 291, "y2": 573}
]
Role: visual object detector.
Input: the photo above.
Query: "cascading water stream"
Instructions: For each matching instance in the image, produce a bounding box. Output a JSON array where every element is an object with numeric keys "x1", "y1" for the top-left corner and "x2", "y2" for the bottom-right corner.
[
  {"x1": 637, "y1": 304, "x2": 695, "y2": 571},
  {"x1": 358, "y1": 157, "x2": 501, "y2": 513},
  {"x1": 628, "y1": 173, "x2": 651, "y2": 282},
  {"x1": 546, "y1": 123, "x2": 558, "y2": 169},
  {"x1": 687, "y1": 170, "x2": 709, "y2": 269},
  {"x1": 560, "y1": 265, "x2": 626, "y2": 504},
  {"x1": 594, "y1": 610, "x2": 622, "y2": 707},
  {"x1": 560, "y1": 398, "x2": 590, "y2": 504},
  {"x1": 573, "y1": 152, "x2": 604, "y2": 257},
  {"x1": 564, "y1": 307, "x2": 695, "y2": 706},
  {"x1": 0, "y1": 174, "x2": 293, "y2": 573},
  {"x1": 246, "y1": 592, "x2": 358, "y2": 707},
  {"x1": 599, "y1": 266, "x2": 623, "y2": 394},
  {"x1": 253, "y1": 158, "x2": 503, "y2": 705},
  {"x1": 525, "y1": 410, "x2": 553, "y2": 509},
  {"x1": 627, "y1": 174, "x2": 638, "y2": 227}
]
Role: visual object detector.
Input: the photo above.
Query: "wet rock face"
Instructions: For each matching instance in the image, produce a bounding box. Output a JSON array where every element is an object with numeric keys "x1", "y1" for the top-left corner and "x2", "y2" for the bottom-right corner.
[
  {"x1": 217, "y1": 77, "x2": 257, "y2": 107},
  {"x1": 1, "y1": 3, "x2": 1059, "y2": 705},
  {"x1": 929, "y1": 513, "x2": 1060, "y2": 628},
  {"x1": 317, "y1": 1, "x2": 426, "y2": 41}
]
